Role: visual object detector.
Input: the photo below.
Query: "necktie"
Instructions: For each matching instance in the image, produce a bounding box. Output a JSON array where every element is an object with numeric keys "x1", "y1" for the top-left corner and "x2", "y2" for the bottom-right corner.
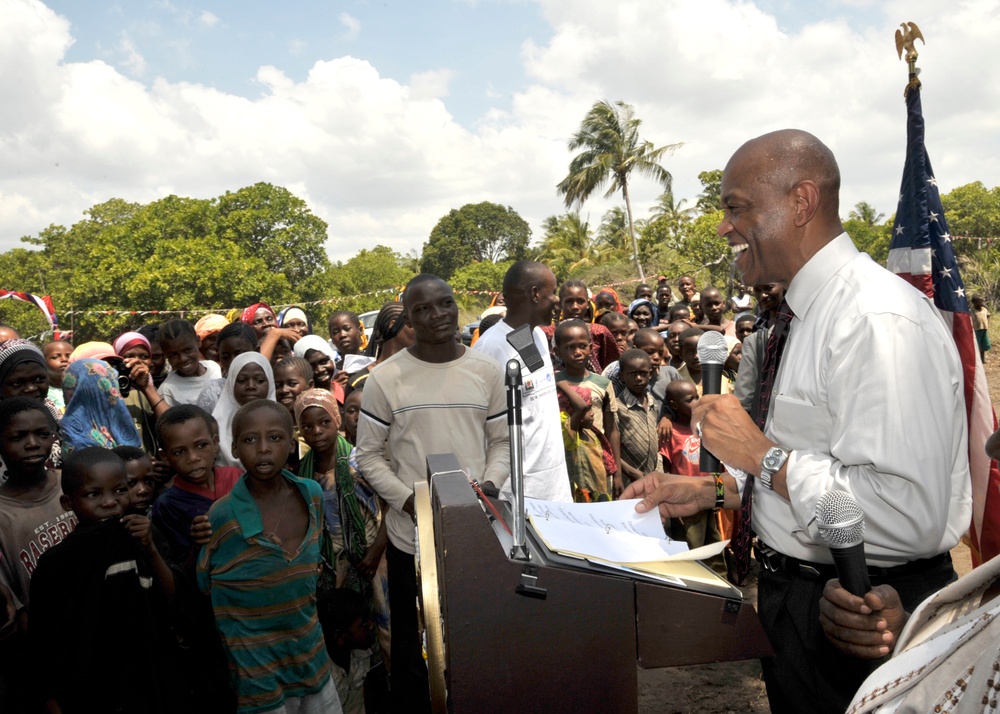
[{"x1": 730, "y1": 300, "x2": 793, "y2": 585}]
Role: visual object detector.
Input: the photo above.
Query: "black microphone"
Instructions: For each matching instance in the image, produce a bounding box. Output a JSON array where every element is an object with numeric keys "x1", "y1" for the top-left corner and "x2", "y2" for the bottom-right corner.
[
  {"x1": 696, "y1": 331, "x2": 728, "y2": 473},
  {"x1": 814, "y1": 490, "x2": 872, "y2": 596}
]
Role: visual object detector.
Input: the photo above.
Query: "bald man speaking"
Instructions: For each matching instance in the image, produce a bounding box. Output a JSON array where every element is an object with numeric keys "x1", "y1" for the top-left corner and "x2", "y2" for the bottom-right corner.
[{"x1": 624, "y1": 130, "x2": 971, "y2": 713}]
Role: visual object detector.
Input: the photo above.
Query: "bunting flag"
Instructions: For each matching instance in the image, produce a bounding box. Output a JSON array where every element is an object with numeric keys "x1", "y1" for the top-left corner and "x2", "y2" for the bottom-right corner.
[
  {"x1": 887, "y1": 82, "x2": 1000, "y2": 566},
  {"x1": 0, "y1": 290, "x2": 63, "y2": 339}
]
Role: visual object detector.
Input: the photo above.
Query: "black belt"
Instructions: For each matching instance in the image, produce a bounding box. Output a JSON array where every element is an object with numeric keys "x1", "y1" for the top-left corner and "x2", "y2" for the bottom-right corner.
[{"x1": 753, "y1": 540, "x2": 951, "y2": 582}]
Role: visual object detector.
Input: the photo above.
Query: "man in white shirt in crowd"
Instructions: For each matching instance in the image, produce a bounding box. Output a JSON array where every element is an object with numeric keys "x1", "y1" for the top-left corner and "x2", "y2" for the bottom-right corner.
[{"x1": 624, "y1": 129, "x2": 971, "y2": 713}]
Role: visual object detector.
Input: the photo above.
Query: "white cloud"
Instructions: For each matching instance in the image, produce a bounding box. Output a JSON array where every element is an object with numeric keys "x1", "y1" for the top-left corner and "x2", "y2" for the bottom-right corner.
[
  {"x1": 2, "y1": 0, "x2": 1000, "y2": 275},
  {"x1": 118, "y1": 33, "x2": 146, "y2": 77},
  {"x1": 197, "y1": 10, "x2": 219, "y2": 27},
  {"x1": 339, "y1": 12, "x2": 360, "y2": 41}
]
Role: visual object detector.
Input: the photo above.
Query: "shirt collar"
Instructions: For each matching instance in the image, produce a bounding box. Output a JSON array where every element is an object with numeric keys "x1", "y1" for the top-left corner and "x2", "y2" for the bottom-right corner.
[
  {"x1": 228, "y1": 471, "x2": 310, "y2": 540},
  {"x1": 617, "y1": 386, "x2": 648, "y2": 408},
  {"x1": 785, "y1": 232, "x2": 857, "y2": 321}
]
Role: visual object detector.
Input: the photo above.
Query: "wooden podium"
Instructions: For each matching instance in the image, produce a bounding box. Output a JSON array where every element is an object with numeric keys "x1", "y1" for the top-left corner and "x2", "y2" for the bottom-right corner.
[{"x1": 415, "y1": 455, "x2": 773, "y2": 713}]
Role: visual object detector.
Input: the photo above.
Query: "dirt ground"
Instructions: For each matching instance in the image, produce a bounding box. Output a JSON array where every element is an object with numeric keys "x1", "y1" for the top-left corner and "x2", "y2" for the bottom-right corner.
[{"x1": 636, "y1": 356, "x2": 1000, "y2": 713}]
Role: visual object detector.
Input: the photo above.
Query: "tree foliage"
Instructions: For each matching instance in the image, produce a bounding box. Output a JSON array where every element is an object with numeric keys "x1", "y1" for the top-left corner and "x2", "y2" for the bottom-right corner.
[
  {"x1": 695, "y1": 170, "x2": 723, "y2": 215},
  {"x1": 557, "y1": 100, "x2": 682, "y2": 280},
  {"x1": 420, "y1": 202, "x2": 531, "y2": 280},
  {"x1": 536, "y1": 213, "x2": 616, "y2": 281},
  {"x1": 941, "y1": 182, "x2": 1000, "y2": 238}
]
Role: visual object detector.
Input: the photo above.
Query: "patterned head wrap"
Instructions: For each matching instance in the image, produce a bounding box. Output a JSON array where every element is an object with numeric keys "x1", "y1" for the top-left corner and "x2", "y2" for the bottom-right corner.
[
  {"x1": 194, "y1": 314, "x2": 230, "y2": 340},
  {"x1": 0, "y1": 339, "x2": 47, "y2": 388},
  {"x1": 627, "y1": 298, "x2": 660, "y2": 327},
  {"x1": 60, "y1": 359, "x2": 141, "y2": 453},
  {"x1": 240, "y1": 303, "x2": 275, "y2": 325},
  {"x1": 293, "y1": 388, "x2": 341, "y2": 432},
  {"x1": 113, "y1": 332, "x2": 151, "y2": 357}
]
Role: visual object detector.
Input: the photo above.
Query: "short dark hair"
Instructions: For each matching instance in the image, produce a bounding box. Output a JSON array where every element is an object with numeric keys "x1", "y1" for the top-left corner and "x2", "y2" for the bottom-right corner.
[
  {"x1": 599, "y1": 311, "x2": 628, "y2": 328},
  {"x1": 478, "y1": 313, "x2": 503, "y2": 335},
  {"x1": 273, "y1": 356, "x2": 313, "y2": 383},
  {"x1": 62, "y1": 447, "x2": 126, "y2": 497},
  {"x1": 679, "y1": 327, "x2": 704, "y2": 343},
  {"x1": 217, "y1": 322, "x2": 258, "y2": 349},
  {"x1": 156, "y1": 404, "x2": 216, "y2": 447},
  {"x1": 111, "y1": 445, "x2": 148, "y2": 463},
  {"x1": 402, "y1": 274, "x2": 449, "y2": 311},
  {"x1": 554, "y1": 319, "x2": 589, "y2": 346},
  {"x1": 502, "y1": 261, "x2": 550, "y2": 302},
  {"x1": 231, "y1": 399, "x2": 293, "y2": 442},
  {"x1": 667, "y1": 304, "x2": 691, "y2": 322},
  {"x1": 328, "y1": 310, "x2": 361, "y2": 330},
  {"x1": 560, "y1": 279, "x2": 588, "y2": 298},
  {"x1": 619, "y1": 348, "x2": 651, "y2": 369},
  {"x1": 317, "y1": 587, "x2": 368, "y2": 635},
  {"x1": 159, "y1": 319, "x2": 197, "y2": 345},
  {"x1": 633, "y1": 328, "x2": 664, "y2": 348},
  {"x1": 137, "y1": 324, "x2": 160, "y2": 343},
  {"x1": 634, "y1": 283, "x2": 651, "y2": 298},
  {"x1": 0, "y1": 396, "x2": 55, "y2": 434}
]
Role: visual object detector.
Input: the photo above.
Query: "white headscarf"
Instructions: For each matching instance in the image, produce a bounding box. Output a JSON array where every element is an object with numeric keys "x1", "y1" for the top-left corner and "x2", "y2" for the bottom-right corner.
[{"x1": 212, "y1": 352, "x2": 276, "y2": 468}]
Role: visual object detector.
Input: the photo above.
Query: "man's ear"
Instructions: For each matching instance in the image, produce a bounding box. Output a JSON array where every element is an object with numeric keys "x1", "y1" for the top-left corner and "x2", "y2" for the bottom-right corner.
[{"x1": 791, "y1": 180, "x2": 820, "y2": 227}]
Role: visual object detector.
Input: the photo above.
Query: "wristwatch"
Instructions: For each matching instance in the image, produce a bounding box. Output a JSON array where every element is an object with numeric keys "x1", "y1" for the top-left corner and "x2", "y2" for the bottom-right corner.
[{"x1": 759, "y1": 446, "x2": 789, "y2": 490}]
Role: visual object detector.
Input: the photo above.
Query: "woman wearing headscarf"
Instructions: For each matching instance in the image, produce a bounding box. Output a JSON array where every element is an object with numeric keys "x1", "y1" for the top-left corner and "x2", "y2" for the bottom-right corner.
[
  {"x1": 194, "y1": 314, "x2": 230, "y2": 362},
  {"x1": 60, "y1": 359, "x2": 141, "y2": 454},
  {"x1": 627, "y1": 298, "x2": 660, "y2": 329},
  {"x1": 113, "y1": 331, "x2": 170, "y2": 455},
  {"x1": 240, "y1": 302, "x2": 277, "y2": 341},
  {"x1": 295, "y1": 388, "x2": 390, "y2": 663},
  {"x1": 277, "y1": 306, "x2": 310, "y2": 338},
  {"x1": 211, "y1": 352, "x2": 276, "y2": 468},
  {"x1": 293, "y1": 335, "x2": 340, "y2": 393}
]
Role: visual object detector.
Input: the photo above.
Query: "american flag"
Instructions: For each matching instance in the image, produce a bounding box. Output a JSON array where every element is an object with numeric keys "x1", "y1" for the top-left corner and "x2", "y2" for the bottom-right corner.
[{"x1": 886, "y1": 82, "x2": 1000, "y2": 566}]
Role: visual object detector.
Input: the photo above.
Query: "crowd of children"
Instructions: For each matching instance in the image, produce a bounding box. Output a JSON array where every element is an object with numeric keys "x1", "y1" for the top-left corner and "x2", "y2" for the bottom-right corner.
[{"x1": 0, "y1": 270, "x2": 816, "y2": 711}]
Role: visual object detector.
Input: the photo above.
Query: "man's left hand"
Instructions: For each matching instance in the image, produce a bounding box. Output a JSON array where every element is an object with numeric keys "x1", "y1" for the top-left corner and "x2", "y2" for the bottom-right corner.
[{"x1": 692, "y1": 394, "x2": 772, "y2": 477}]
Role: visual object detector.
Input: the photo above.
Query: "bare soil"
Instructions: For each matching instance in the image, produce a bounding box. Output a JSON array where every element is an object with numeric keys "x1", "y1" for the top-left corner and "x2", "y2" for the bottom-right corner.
[{"x1": 637, "y1": 356, "x2": 1000, "y2": 713}]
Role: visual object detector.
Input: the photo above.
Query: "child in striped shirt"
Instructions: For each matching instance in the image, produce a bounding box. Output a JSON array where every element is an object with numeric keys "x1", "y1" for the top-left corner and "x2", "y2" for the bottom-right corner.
[{"x1": 197, "y1": 399, "x2": 341, "y2": 714}]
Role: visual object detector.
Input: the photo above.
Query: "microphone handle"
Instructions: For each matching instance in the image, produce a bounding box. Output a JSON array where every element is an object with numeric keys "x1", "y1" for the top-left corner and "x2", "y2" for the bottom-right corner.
[
  {"x1": 830, "y1": 542, "x2": 871, "y2": 596},
  {"x1": 699, "y1": 362, "x2": 723, "y2": 473}
]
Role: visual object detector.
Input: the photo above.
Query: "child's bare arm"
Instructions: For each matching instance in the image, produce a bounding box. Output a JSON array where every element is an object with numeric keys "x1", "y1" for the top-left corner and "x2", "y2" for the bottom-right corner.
[
  {"x1": 122, "y1": 514, "x2": 176, "y2": 598},
  {"x1": 258, "y1": 327, "x2": 301, "y2": 361},
  {"x1": 556, "y1": 380, "x2": 590, "y2": 412},
  {"x1": 189, "y1": 515, "x2": 212, "y2": 546}
]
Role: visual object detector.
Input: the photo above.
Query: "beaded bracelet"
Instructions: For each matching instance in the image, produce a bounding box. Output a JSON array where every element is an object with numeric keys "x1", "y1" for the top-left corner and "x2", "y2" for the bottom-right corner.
[{"x1": 712, "y1": 473, "x2": 725, "y2": 511}]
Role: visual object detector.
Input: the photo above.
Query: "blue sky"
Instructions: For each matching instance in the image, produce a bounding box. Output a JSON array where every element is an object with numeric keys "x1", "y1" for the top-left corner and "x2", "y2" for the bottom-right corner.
[{"x1": 4, "y1": 0, "x2": 1000, "y2": 264}]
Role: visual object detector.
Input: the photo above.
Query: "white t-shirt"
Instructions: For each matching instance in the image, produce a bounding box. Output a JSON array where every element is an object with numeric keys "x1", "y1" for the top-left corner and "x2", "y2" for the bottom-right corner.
[
  {"x1": 158, "y1": 361, "x2": 223, "y2": 407},
  {"x1": 473, "y1": 321, "x2": 572, "y2": 503}
]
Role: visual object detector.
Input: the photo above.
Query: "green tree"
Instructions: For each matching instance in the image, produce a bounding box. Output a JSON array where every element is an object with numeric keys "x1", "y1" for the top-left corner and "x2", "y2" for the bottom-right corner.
[
  {"x1": 596, "y1": 206, "x2": 638, "y2": 256},
  {"x1": 847, "y1": 201, "x2": 885, "y2": 227},
  {"x1": 639, "y1": 190, "x2": 696, "y2": 258},
  {"x1": 941, "y1": 182, "x2": 1000, "y2": 238},
  {"x1": 695, "y1": 170, "x2": 723, "y2": 215},
  {"x1": 536, "y1": 213, "x2": 611, "y2": 281},
  {"x1": 556, "y1": 100, "x2": 682, "y2": 281},
  {"x1": 322, "y1": 245, "x2": 416, "y2": 318},
  {"x1": 420, "y1": 202, "x2": 531, "y2": 280},
  {"x1": 844, "y1": 218, "x2": 892, "y2": 265}
]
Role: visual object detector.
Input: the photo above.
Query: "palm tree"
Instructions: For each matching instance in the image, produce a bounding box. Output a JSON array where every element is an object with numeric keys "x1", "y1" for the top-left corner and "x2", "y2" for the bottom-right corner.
[
  {"x1": 557, "y1": 100, "x2": 682, "y2": 280},
  {"x1": 848, "y1": 201, "x2": 885, "y2": 227},
  {"x1": 537, "y1": 212, "x2": 612, "y2": 278},
  {"x1": 649, "y1": 190, "x2": 696, "y2": 242},
  {"x1": 597, "y1": 206, "x2": 640, "y2": 255}
]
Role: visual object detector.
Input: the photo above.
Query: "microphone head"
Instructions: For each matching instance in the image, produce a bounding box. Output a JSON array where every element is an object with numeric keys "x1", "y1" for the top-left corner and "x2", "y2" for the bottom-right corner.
[
  {"x1": 696, "y1": 331, "x2": 728, "y2": 366},
  {"x1": 814, "y1": 490, "x2": 865, "y2": 548}
]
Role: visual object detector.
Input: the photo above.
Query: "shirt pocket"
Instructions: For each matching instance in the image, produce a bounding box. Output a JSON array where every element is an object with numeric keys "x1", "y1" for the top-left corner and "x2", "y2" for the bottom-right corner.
[{"x1": 770, "y1": 394, "x2": 833, "y2": 451}]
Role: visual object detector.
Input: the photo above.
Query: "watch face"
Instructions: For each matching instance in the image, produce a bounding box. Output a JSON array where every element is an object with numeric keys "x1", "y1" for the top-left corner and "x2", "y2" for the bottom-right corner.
[{"x1": 764, "y1": 453, "x2": 781, "y2": 469}]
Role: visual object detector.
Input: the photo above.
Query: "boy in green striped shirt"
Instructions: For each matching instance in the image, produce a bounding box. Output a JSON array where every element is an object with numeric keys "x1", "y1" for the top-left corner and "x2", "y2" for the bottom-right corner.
[{"x1": 197, "y1": 399, "x2": 342, "y2": 714}]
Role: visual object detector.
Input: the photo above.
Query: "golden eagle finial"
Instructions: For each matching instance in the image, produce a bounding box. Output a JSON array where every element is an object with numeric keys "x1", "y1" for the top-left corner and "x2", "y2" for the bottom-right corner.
[{"x1": 895, "y1": 21, "x2": 924, "y2": 94}]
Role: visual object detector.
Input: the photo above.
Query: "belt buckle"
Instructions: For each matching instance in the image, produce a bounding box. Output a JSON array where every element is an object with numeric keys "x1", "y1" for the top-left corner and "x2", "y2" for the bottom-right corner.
[
  {"x1": 797, "y1": 562, "x2": 821, "y2": 579},
  {"x1": 753, "y1": 542, "x2": 780, "y2": 573}
]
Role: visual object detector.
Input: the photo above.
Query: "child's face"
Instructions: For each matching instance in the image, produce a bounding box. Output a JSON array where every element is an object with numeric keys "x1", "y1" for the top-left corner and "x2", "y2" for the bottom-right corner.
[
  {"x1": 635, "y1": 336, "x2": 665, "y2": 367},
  {"x1": 669, "y1": 383, "x2": 699, "y2": 419},
  {"x1": 560, "y1": 287, "x2": 589, "y2": 321},
  {"x1": 631, "y1": 305, "x2": 653, "y2": 328},
  {"x1": 736, "y1": 319, "x2": 754, "y2": 342},
  {"x1": 329, "y1": 315, "x2": 362, "y2": 355},
  {"x1": 200, "y1": 333, "x2": 220, "y2": 362},
  {"x1": 148, "y1": 341, "x2": 166, "y2": 376},
  {"x1": 43, "y1": 341, "x2": 73, "y2": 386},
  {"x1": 343, "y1": 391, "x2": 362, "y2": 438},
  {"x1": 594, "y1": 293, "x2": 616, "y2": 313},
  {"x1": 125, "y1": 456, "x2": 156, "y2": 512},
  {"x1": 159, "y1": 418, "x2": 219, "y2": 486},
  {"x1": 298, "y1": 406, "x2": 338, "y2": 454},
  {"x1": 557, "y1": 327, "x2": 591, "y2": 371},
  {"x1": 626, "y1": 320, "x2": 638, "y2": 347},
  {"x1": 605, "y1": 319, "x2": 629, "y2": 354},
  {"x1": 0, "y1": 409, "x2": 55, "y2": 475},
  {"x1": 63, "y1": 462, "x2": 131, "y2": 526},
  {"x1": 234, "y1": 409, "x2": 293, "y2": 482},
  {"x1": 233, "y1": 363, "x2": 269, "y2": 405},
  {"x1": 678, "y1": 277, "x2": 696, "y2": 301},
  {"x1": 700, "y1": 291, "x2": 725, "y2": 323},
  {"x1": 725, "y1": 342, "x2": 742, "y2": 372},
  {"x1": 271, "y1": 340, "x2": 293, "y2": 363},
  {"x1": 972, "y1": 297, "x2": 985, "y2": 309},
  {"x1": 1, "y1": 361, "x2": 49, "y2": 400},
  {"x1": 161, "y1": 335, "x2": 202, "y2": 377},
  {"x1": 635, "y1": 285, "x2": 653, "y2": 301},
  {"x1": 274, "y1": 365, "x2": 312, "y2": 415},
  {"x1": 666, "y1": 323, "x2": 686, "y2": 358},
  {"x1": 669, "y1": 305, "x2": 691, "y2": 323},
  {"x1": 656, "y1": 286, "x2": 672, "y2": 312},
  {"x1": 620, "y1": 358, "x2": 652, "y2": 396},
  {"x1": 218, "y1": 337, "x2": 255, "y2": 377},
  {"x1": 680, "y1": 336, "x2": 701, "y2": 369},
  {"x1": 343, "y1": 614, "x2": 376, "y2": 650},
  {"x1": 305, "y1": 349, "x2": 334, "y2": 389}
]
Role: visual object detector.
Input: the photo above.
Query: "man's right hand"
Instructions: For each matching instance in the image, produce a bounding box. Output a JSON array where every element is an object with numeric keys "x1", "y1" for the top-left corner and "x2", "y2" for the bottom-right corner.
[
  {"x1": 819, "y1": 578, "x2": 909, "y2": 659},
  {"x1": 619, "y1": 472, "x2": 713, "y2": 523}
]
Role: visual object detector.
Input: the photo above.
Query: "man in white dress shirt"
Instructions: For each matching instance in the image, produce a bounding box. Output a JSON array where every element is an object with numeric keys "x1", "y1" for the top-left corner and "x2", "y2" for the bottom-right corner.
[{"x1": 623, "y1": 129, "x2": 971, "y2": 713}]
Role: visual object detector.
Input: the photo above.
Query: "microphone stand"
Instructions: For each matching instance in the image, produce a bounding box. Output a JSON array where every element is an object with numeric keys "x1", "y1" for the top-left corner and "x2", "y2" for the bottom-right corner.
[{"x1": 506, "y1": 358, "x2": 530, "y2": 561}]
